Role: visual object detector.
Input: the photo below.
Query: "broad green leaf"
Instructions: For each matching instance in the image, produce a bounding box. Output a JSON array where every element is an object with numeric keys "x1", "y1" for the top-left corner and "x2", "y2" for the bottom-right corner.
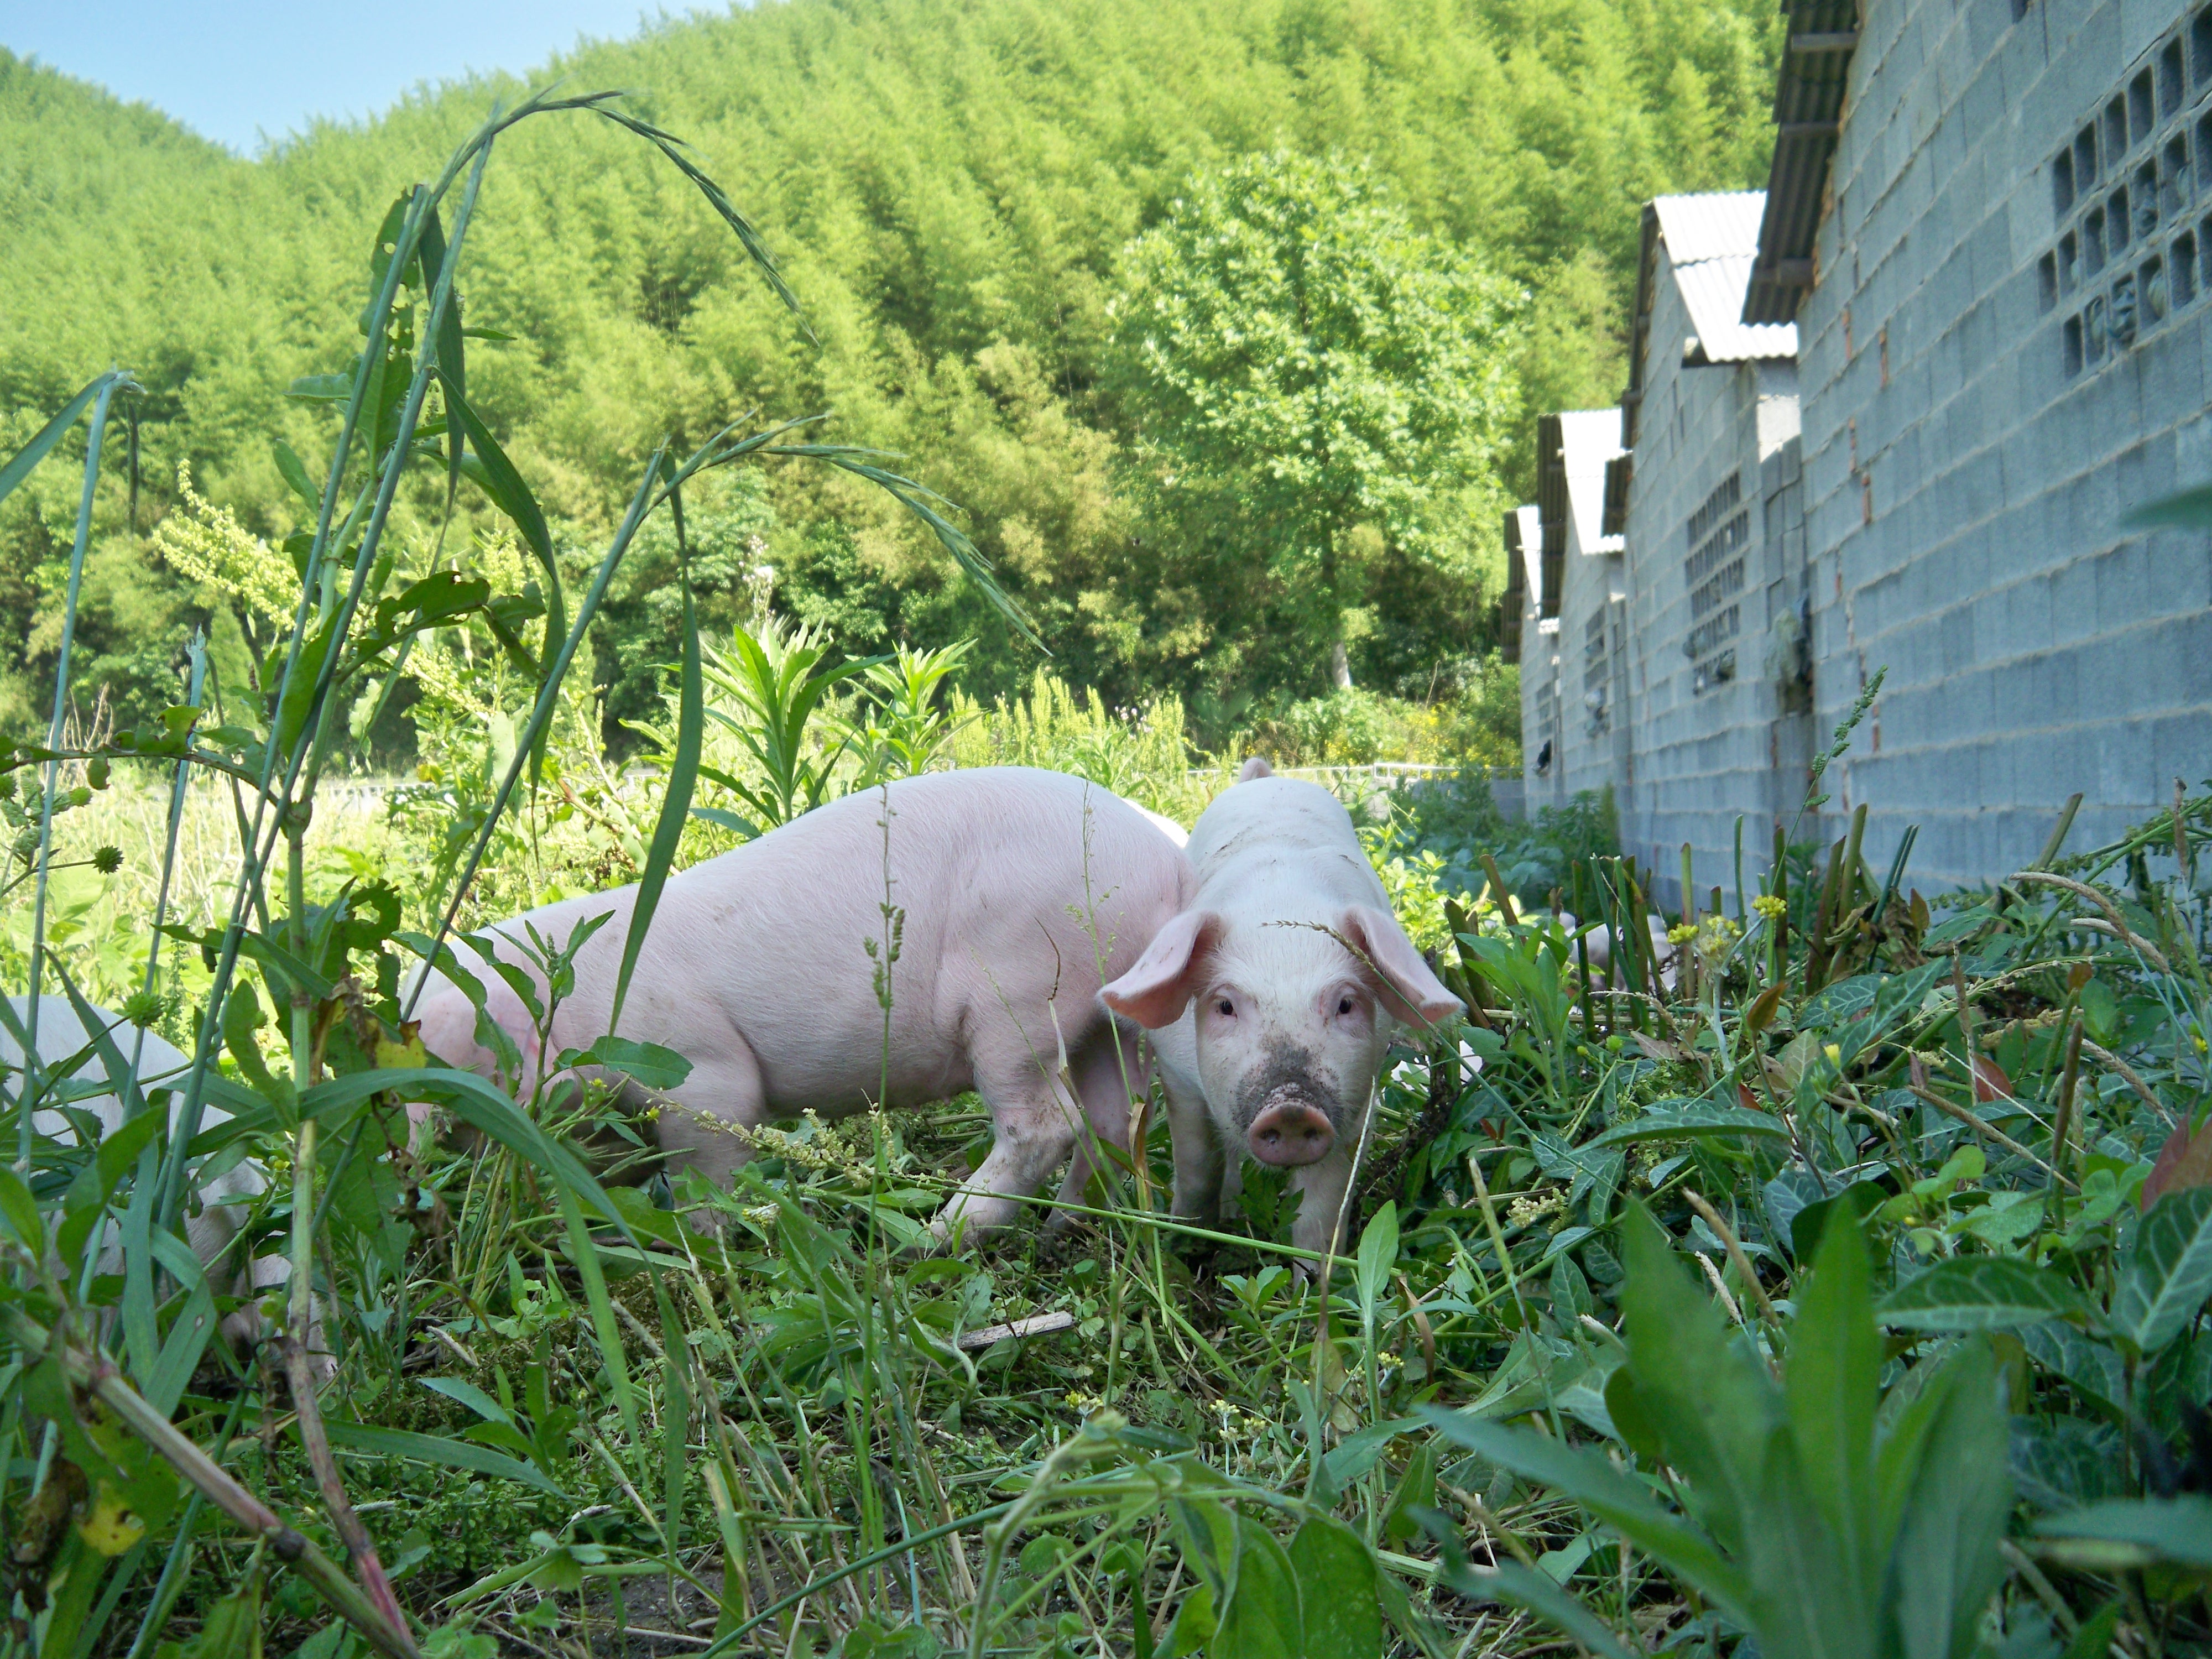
[
  {"x1": 1428, "y1": 1555, "x2": 1637, "y2": 1659},
  {"x1": 2007, "y1": 1416, "x2": 2126, "y2": 1512},
  {"x1": 1160, "y1": 1578, "x2": 1215, "y2": 1658},
  {"x1": 270, "y1": 440, "x2": 318, "y2": 510},
  {"x1": 1213, "y1": 1516, "x2": 1302, "y2": 1659},
  {"x1": 1317, "y1": 1416, "x2": 1423, "y2": 1492},
  {"x1": 176, "y1": 1566, "x2": 262, "y2": 1659},
  {"x1": 1785, "y1": 1204, "x2": 1880, "y2": 1605},
  {"x1": 1885, "y1": 1342, "x2": 2011, "y2": 1659},
  {"x1": 1614, "y1": 1206, "x2": 1776, "y2": 1563},
  {"x1": 1355, "y1": 1199, "x2": 1399, "y2": 1312},
  {"x1": 0, "y1": 1165, "x2": 41, "y2": 1248},
  {"x1": 320, "y1": 1421, "x2": 567, "y2": 1497},
  {"x1": 2033, "y1": 1495, "x2": 2212, "y2": 1567},
  {"x1": 285, "y1": 371, "x2": 354, "y2": 403},
  {"x1": 1876, "y1": 1257, "x2": 2088, "y2": 1331},
  {"x1": 2019, "y1": 1324, "x2": 2128, "y2": 1417},
  {"x1": 441, "y1": 375, "x2": 565, "y2": 653},
  {"x1": 2063, "y1": 1605, "x2": 2124, "y2": 1659},
  {"x1": 419, "y1": 1375, "x2": 514, "y2": 1427},
  {"x1": 557, "y1": 1035, "x2": 695, "y2": 1092},
  {"x1": 1585, "y1": 1098, "x2": 1788, "y2": 1149},
  {"x1": 688, "y1": 804, "x2": 760, "y2": 838},
  {"x1": 417, "y1": 204, "x2": 468, "y2": 508},
  {"x1": 141, "y1": 1274, "x2": 218, "y2": 1420},
  {"x1": 1418, "y1": 1410, "x2": 1754, "y2": 1619},
  {"x1": 1286, "y1": 1516, "x2": 1381, "y2": 1659},
  {"x1": 1171, "y1": 1496, "x2": 1240, "y2": 1599},
  {"x1": 2112, "y1": 1187, "x2": 2212, "y2": 1354},
  {"x1": 1789, "y1": 1180, "x2": 1887, "y2": 1266}
]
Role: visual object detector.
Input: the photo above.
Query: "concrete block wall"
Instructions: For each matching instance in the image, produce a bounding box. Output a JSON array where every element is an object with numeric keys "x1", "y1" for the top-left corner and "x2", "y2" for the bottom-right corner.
[
  {"x1": 1796, "y1": 0, "x2": 2212, "y2": 888},
  {"x1": 1616, "y1": 253, "x2": 1808, "y2": 909}
]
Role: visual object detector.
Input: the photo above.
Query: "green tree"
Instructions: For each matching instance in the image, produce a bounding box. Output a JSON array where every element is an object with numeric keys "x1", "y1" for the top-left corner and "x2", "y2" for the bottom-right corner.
[
  {"x1": 0, "y1": 0, "x2": 1780, "y2": 739},
  {"x1": 1112, "y1": 152, "x2": 1522, "y2": 700}
]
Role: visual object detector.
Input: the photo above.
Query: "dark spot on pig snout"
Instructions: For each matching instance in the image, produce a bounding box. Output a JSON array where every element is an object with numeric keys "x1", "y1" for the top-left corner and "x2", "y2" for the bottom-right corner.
[{"x1": 1235, "y1": 1046, "x2": 1343, "y2": 1168}]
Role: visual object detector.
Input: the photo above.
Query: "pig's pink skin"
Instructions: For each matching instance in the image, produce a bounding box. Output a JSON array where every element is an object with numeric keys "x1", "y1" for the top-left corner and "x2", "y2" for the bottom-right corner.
[
  {"x1": 409, "y1": 768, "x2": 1194, "y2": 1236},
  {"x1": 1102, "y1": 758, "x2": 1461, "y2": 1257}
]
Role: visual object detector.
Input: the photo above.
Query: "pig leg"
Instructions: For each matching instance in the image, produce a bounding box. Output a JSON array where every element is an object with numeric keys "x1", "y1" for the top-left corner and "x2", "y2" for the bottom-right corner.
[
  {"x1": 934, "y1": 1050, "x2": 1089, "y2": 1241},
  {"x1": 1047, "y1": 1029, "x2": 1149, "y2": 1220},
  {"x1": 650, "y1": 1040, "x2": 770, "y2": 1194},
  {"x1": 1142, "y1": 1018, "x2": 1224, "y2": 1224}
]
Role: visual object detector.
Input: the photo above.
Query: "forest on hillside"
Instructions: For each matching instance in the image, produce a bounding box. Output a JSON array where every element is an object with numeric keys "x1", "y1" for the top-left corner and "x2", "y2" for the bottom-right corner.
[{"x1": 0, "y1": 0, "x2": 1781, "y2": 750}]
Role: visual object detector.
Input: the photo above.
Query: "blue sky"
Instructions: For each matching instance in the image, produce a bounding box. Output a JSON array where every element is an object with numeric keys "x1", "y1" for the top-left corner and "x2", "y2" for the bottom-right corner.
[{"x1": 0, "y1": 2, "x2": 706, "y2": 155}]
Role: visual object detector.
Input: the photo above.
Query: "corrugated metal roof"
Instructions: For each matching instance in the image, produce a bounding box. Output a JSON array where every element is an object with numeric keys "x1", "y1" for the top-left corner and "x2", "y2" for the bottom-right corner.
[
  {"x1": 1743, "y1": 0, "x2": 1860, "y2": 324},
  {"x1": 1558, "y1": 408, "x2": 1625, "y2": 556},
  {"x1": 1651, "y1": 192, "x2": 1768, "y2": 263},
  {"x1": 1676, "y1": 253, "x2": 1799, "y2": 362}
]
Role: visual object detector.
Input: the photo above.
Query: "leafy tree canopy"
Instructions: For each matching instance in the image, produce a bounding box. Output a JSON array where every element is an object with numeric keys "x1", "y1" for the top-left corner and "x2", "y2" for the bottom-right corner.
[
  {"x1": 1114, "y1": 151, "x2": 1522, "y2": 695},
  {"x1": 0, "y1": 0, "x2": 1780, "y2": 743}
]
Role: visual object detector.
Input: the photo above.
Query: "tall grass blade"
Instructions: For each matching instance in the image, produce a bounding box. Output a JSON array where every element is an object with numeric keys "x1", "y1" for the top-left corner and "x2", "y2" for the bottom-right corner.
[
  {"x1": 442, "y1": 377, "x2": 562, "y2": 659},
  {"x1": 769, "y1": 443, "x2": 1040, "y2": 648},
  {"x1": 21, "y1": 371, "x2": 128, "y2": 1166},
  {"x1": 611, "y1": 555, "x2": 700, "y2": 1033},
  {"x1": 587, "y1": 105, "x2": 811, "y2": 332},
  {"x1": 0, "y1": 371, "x2": 129, "y2": 509},
  {"x1": 417, "y1": 205, "x2": 468, "y2": 509}
]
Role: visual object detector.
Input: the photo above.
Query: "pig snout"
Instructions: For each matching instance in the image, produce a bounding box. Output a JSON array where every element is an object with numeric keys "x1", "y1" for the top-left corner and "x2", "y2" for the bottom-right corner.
[{"x1": 1246, "y1": 1096, "x2": 1335, "y2": 1166}]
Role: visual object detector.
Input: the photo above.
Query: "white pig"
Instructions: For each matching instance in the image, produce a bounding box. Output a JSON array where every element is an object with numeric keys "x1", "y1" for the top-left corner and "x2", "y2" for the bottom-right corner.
[
  {"x1": 1100, "y1": 758, "x2": 1463, "y2": 1256},
  {"x1": 409, "y1": 768, "x2": 1194, "y2": 1237},
  {"x1": 3, "y1": 996, "x2": 324, "y2": 1373}
]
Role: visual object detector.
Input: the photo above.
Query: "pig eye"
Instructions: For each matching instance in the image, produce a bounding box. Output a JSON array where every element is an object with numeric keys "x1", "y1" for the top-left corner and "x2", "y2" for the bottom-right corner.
[
  {"x1": 1215, "y1": 997, "x2": 1235, "y2": 1017},
  {"x1": 1336, "y1": 995, "x2": 1357, "y2": 1016}
]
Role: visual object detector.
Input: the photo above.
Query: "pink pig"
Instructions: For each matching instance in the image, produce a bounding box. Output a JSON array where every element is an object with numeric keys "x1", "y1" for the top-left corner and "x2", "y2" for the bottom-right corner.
[
  {"x1": 1102, "y1": 759, "x2": 1462, "y2": 1257},
  {"x1": 408, "y1": 768, "x2": 1194, "y2": 1236}
]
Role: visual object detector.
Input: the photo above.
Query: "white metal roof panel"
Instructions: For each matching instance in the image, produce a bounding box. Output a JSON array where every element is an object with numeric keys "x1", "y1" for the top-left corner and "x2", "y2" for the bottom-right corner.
[
  {"x1": 1558, "y1": 409, "x2": 1625, "y2": 556},
  {"x1": 1676, "y1": 254, "x2": 1799, "y2": 362},
  {"x1": 1650, "y1": 192, "x2": 1768, "y2": 263},
  {"x1": 1651, "y1": 192, "x2": 1798, "y2": 362}
]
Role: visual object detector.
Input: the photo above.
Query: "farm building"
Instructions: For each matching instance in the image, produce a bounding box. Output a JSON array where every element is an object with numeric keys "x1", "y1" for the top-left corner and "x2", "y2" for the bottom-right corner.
[{"x1": 1516, "y1": 0, "x2": 2212, "y2": 902}]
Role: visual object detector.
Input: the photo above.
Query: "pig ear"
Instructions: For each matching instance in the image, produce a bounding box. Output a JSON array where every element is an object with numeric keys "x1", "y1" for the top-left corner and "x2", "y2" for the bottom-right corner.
[
  {"x1": 1339, "y1": 905, "x2": 1464, "y2": 1029},
  {"x1": 1238, "y1": 755, "x2": 1273, "y2": 782},
  {"x1": 1102, "y1": 910, "x2": 1220, "y2": 1029}
]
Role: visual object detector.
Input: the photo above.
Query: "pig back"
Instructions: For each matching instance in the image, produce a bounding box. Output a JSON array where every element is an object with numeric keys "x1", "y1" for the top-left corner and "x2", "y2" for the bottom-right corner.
[{"x1": 440, "y1": 768, "x2": 1193, "y2": 1112}]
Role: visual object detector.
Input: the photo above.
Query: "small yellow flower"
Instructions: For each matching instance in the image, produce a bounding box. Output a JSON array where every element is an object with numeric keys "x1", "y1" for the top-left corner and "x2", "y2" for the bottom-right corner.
[
  {"x1": 1823, "y1": 1043, "x2": 1843, "y2": 1066},
  {"x1": 1752, "y1": 894, "x2": 1788, "y2": 922},
  {"x1": 1667, "y1": 923, "x2": 1698, "y2": 945}
]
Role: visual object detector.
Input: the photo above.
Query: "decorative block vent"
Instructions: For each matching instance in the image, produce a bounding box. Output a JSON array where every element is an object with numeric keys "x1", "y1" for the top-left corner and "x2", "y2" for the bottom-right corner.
[
  {"x1": 1583, "y1": 605, "x2": 1611, "y2": 733},
  {"x1": 1683, "y1": 472, "x2": 1747, "y2": 693},
  {"x1": 2053, "y1": 18, "x2": 2210, "y2": 375}
]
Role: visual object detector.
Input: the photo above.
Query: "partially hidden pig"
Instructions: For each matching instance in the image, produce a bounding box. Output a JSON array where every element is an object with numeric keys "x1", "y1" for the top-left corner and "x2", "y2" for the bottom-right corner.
[
  {"x1": 1100, "y1": 758, "x2": 1463, "y2": 1256},
  {"x1": 409, "y1": 767, "x2": 1195, "y2": 1237},
  {"x1": 3, "y1": 996, "x2": 328, "y2": 1374},
  {"x1": 1569, "y1": 911, "x2": 1679, "y2": 993}
]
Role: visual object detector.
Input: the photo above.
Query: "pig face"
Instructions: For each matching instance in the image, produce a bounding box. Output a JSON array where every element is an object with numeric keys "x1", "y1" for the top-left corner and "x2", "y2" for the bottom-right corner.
[{"x1": 1105, "y1": 905, "x2": 1460, "y2": 1167}]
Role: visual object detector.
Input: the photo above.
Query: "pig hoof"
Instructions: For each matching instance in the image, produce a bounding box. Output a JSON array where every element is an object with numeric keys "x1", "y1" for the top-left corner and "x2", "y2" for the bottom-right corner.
[{"x1": 1245, "y1": 1103, "x2": 1334, "y2": 1167}]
